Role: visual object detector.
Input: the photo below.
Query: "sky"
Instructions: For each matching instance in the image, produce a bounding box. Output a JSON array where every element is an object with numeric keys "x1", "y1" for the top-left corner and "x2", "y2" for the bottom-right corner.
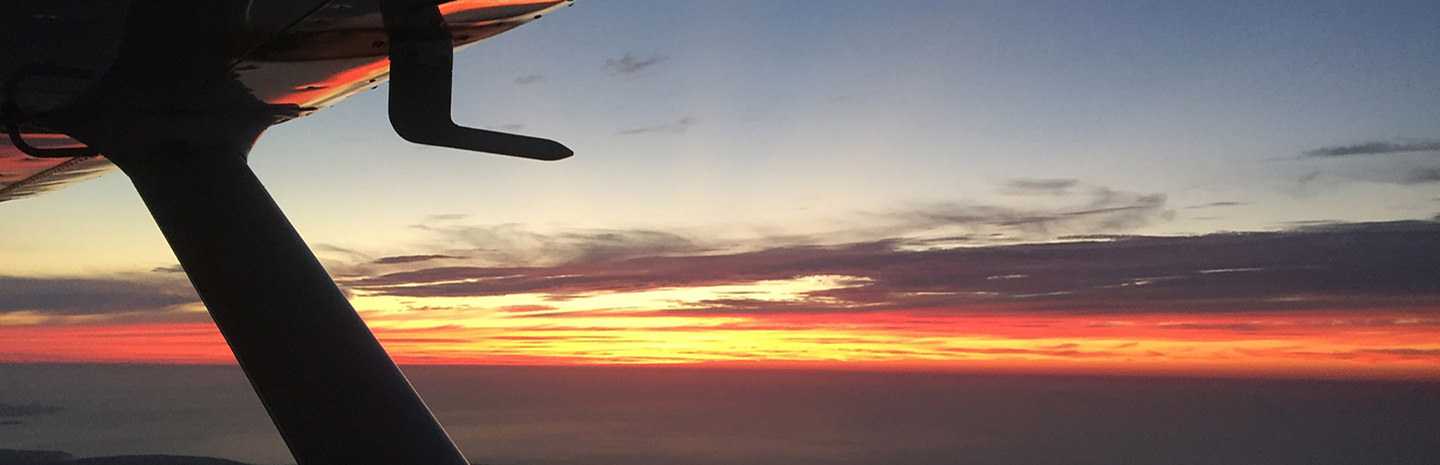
[{"x1": 2, "y1": 0, "x2": 1439, "y2": 379}]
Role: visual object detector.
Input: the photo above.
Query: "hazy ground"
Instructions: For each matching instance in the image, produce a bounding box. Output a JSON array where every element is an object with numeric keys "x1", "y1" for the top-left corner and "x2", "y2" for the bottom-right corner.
[{"x1": 2, "y1": 364, "x2": 1437, "y2": 465}]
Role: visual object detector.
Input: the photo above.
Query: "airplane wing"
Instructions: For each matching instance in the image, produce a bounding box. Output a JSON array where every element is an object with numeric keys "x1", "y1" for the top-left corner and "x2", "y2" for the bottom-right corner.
[
  {"x1": 0, "y1": 132, "x2": 115, "y2": 202},
  {"x1": 1, "y1": 0, "x2": 571, "y2": 204}
]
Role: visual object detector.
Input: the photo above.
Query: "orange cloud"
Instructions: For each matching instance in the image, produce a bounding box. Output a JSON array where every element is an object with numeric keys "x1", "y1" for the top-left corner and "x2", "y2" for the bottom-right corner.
[{"x1": 3, "y1": 309, "x2": 1435, "y2": 380}]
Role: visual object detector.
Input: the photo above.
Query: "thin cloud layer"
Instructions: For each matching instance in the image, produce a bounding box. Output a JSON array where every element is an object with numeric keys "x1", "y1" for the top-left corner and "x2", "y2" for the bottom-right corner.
[
  {"x1": 9, "y1": 217, "x2": 1436, "y2": 329},
  {"x1": 619, "y1": 116, "x2": 697, "y2": 135},
  {"x1": 604, "y1": 52, "x2": 667, "y2": 75},
  {"x1": 347, "y1": 220, "x2": 1440, "y2": 315},
  {"x1": 0, "y1": 276, "x2": 198, "y2": 317},
  {"x1": 408, "y1": 223, "x2": 708, "y2": 267},
  {"x1": 1304, "y1": 140, "x2": 1440, "y2": 157},
  {"x1": 883, "y1": 188, "x2": 1171, "y2": 240},
  {"x1": 999, "y1": 178, "x2": 1079, "y2": 196},
  {"x1": 513, "y1": 74, "x2": 544, "y2": 85},
  {"x1": 1184, "y1": 201, "x2": 1246, "y2": 209},
  {"x1": 373, "y1": 254, "x2": 463, "y2": 265},
  {"x1": 1300, "y1": 139, "x2": 1440, "y2": 186},
  {"x1": 1402, "y1": 167, "x2": 1440, "y2": 185}
]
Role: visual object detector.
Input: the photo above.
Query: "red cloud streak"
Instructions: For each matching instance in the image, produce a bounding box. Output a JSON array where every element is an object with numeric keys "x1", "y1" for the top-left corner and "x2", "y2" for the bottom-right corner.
[{"x1": 2, "y1": 309, "x2": 1435, "y2": 380}]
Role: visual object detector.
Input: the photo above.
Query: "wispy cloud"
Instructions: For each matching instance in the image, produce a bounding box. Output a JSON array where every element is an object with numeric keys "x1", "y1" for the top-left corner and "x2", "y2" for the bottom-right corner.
[
  {"x1": 1303, "y1": 140, "x2": 1440, "y2": 158},
  {"x1": 513, "y1": 74, "x2": 544, "y2": 85},
  {"x1": 883, "y1": 188, "x2": 1171, "y2": 239},
  {"x1": 408, "y1": 223, "x2": 707, "y2": 266},
  {"x1": 345, "y1": 220, "x2": 1440, "y2": 315},
  {"x1": 1298, "y1": 140, "x2": 1440, "y2": 186},
  {"x1": 1183, "y1": 201, "x2": 1246, "y2": 210},
  {"x1": 619, "y1": 117, "x2": 697, "y2": 135},
  {"x1": 1402, "y1": 167, "x2": 1440, "y2": 185},
  {"x1": 999, "y1": 178, "x2": 1078, "y2": 196},
  {"x1": 0, "y1": 276, "x2": 198, "y2": 317},
  {"x1": 151, "y1": 265, "x2": 185, "y2": 273},
  {"x1": 373, "y1": 254, "x2": 463, "y2": 265},
  {"x1": 604, "y1": 53, "x2": 668, "y2": 75}
]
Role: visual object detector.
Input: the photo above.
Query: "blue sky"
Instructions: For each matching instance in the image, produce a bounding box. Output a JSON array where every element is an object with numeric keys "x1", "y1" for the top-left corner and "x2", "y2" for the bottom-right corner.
[{"x1": 4, "y1": 0, "x2": 1438, "y2": 275}]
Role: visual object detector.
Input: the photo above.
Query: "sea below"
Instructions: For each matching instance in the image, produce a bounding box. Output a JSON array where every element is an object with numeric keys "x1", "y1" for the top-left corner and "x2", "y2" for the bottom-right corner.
[{"x1": 2, "y1": 364, "x2": 1437, "y2": 465}]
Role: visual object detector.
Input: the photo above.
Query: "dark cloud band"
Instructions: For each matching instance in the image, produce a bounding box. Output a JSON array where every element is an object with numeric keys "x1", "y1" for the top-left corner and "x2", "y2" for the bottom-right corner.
[
  {"x1": 0, "y1": 277, "x2": 198, "y2": 316},
  {"x1": 1304, "y1": 140, "x2": 1440, "y2": 158},
  {"x1": 348, "y1": 220, "x2": 1440, "y2": 316}
]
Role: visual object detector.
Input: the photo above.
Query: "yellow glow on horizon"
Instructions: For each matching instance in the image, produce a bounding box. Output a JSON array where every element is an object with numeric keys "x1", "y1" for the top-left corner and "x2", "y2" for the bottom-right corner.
[
  {"x1": 3, "y1": 270, "x2": 1436, "y2": 380},
  {"x1": 351, "y1": 274, "x2": 873, "y2": 321},
  {"x1": 3, "y1": 310, "x2": 1437, "y2": 380}
]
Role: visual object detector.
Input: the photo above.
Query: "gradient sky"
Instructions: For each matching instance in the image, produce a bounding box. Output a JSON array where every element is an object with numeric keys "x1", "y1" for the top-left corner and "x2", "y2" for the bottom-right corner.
[{"x1": 2, "y1": 0, "x2": 1438, "y2": 379}]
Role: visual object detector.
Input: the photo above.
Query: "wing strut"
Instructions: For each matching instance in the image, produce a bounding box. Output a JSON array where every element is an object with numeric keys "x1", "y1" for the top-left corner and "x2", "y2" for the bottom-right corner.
[
  {"x1": 68, "y1": 114, "x2": 472, "y2": 465},
  {"x1": 42, "y1": 2, "x2": 576, "y2": 463}
]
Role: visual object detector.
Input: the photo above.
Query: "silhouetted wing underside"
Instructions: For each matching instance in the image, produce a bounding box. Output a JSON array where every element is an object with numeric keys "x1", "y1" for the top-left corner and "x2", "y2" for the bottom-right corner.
[
  {"x1": 0, "y1": 132, "x2": 116, "y2": 202},
  {"x1": 0, "y1": 0, "x2": 570, "y2": 204}
]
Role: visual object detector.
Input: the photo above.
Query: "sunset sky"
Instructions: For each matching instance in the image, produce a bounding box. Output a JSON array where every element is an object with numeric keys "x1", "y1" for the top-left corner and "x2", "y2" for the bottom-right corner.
[{"x1": 2, "y1": 0, "x2": 1438, "y2": 379}]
